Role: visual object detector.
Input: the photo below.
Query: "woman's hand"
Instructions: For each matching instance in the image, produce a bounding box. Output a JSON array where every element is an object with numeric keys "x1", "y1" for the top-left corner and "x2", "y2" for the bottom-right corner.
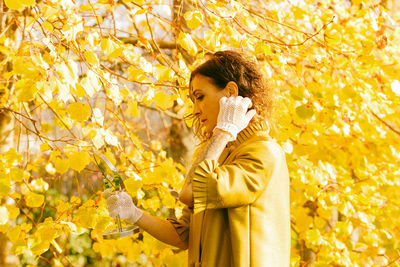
[
  {"x1": 102, "y1": 189, "x2": 143, "y2": 224},
  {"x1": 102, "y1": 189, "x2": 187, "y2": 249},
  {"x1": 214, "y1": 96, "x2": 256, "y2": 141}
]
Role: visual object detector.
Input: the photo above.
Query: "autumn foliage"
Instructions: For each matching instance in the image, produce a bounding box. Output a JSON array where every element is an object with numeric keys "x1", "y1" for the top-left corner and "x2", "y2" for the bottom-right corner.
[{"x1": 0, "y1": 0, "x2": 399, "y2": 266}]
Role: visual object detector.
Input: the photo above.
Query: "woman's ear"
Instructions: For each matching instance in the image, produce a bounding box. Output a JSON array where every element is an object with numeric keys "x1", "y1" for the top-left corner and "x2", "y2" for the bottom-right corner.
[{"x1": 225, "y1": 81, "x2": 239, "y2": 97}]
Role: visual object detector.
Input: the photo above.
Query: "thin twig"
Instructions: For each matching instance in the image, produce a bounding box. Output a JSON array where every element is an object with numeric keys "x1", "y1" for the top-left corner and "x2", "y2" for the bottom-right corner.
[
  {"x1": 37, "y1": 93, "x2": 78, "y2": 139},
  {"x1": 370, "y1": 109, "x2": 400, "y2": 136},
  {"x1": 137, "y1": 102, "x2": 183, "y2": 120}
]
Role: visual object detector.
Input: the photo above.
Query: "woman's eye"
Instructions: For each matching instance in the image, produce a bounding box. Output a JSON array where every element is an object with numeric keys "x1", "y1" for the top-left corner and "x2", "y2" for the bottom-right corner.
[{"x1": 196, "y1": 95, "x2": 204, "y2": 100}]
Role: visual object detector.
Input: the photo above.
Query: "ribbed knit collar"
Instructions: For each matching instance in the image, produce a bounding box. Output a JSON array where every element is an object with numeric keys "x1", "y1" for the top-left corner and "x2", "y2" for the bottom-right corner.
[{"x1": 226, "y1": 120, "x2": 270, "y2": 148}]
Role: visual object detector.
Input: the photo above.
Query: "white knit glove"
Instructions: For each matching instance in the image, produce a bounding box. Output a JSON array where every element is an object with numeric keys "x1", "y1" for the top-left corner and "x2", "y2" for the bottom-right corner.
[
  {"x1": 214, "y1": 96, "x2": 257, "y2": 141},
  {"x1": 102, "y1": 189, "x2": 143, "y2": 224}
]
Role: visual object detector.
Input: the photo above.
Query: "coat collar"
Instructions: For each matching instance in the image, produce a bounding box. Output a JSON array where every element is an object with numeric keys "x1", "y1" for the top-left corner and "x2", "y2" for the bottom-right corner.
[{"x1": 226, "y1": 120, "x2": 270, "y2": 148}]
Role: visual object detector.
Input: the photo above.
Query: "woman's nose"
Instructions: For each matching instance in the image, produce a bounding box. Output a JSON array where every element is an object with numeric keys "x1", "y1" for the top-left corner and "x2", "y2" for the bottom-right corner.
[{"x1": 192, "y1": 102, "x2": 200, "y2": 117}]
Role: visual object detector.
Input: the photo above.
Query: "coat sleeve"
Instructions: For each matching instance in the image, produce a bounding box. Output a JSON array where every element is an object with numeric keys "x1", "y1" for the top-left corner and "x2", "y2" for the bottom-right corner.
[
  {"x1": 167, "y1": 206, "x2": 191, "y2": 245},
  {"x1": 191, "y1": 140, "x2": 279, "y2": 214}
]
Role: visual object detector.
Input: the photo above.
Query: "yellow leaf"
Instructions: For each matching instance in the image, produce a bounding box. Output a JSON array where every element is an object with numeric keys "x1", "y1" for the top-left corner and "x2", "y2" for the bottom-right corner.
[
  {"x1": 93, "y1": 241, "x2": 115, "y2": 257},
  {"x1": 305, "y1": 229, "x2": 323, "y2": 246},
  {"x1": 73, "y1": 83, "x2": 86, "y2": 98},
  {"x1": 37, "y1": 225, "x2": 58, "y2": 242},
  {"x1": 31, "y1": 241, "x2": 50, "y2": 256},
  {"x1": 141, "y1": 196, "x2": 160, "y2": 210},
  {"x1": 84, "y1": 51, "x2": 100, "y2": 66},
  {"x1": 94, "y1": 216, "x2": 112, "y2": 232},
  {"x1": 153, "y1": 64, "x2": 174, "y2": 82},
  {"x1": 0, "y1": 180, "x2": 11, "y2": 197},
  {"x1": 313, "y1": 216, "x2": 326, "y2": 230},
  {"x1": 7, "y1": 225, "x2": 22, "y2": 243},
  {"x1": 293, "y1": 208, "x2": 313, "y2": 232},
  {"x1": 0, "y1": 223, "x2": 9, "y2": 233},
  {"x1": 21, "y1": 0, "x2": 35, "y2": 6},
  {"x1": 153, "y1": 91, "x2": 175, "y2": 111},
  {"x1": 4, "y1": 148, "x2": 23, "y2": 165},
  {"x1": 70, "y1": 195, "x2": 81, "y2": 205},
  {"x1": 25, "y1": 191, "x2": 44, "y2": 208},
  {"x1": 361, "y1": 40, "x2": 375, "y2": 55},
  {"x1": 13, "y1": 57, "x2": 40, "y2": 79},
  {"x1": 42, "y1": 6, "x2": 58, "y2": 22},
  {"x1": 75, "y1": 205, "x2": 97, "y2": 228},
  {"x1": 45, "y1": 163, "x2": 56, "y2": 175},
  {"x1": 92, "y1": 130, "x2": 105, "y2": 149},
  {"x1": 6, "y1": 205, "x2": 20, "y2": 219},
  {"x1": 56, "y1": 200, "x2": 70, "y2": 214},
  {"x1": 184, "y1": 10, "x2": 204, "y2": 30},
  {"x1": 159, "y1": 188, "x2": 176, "y2": 207},
  {"x1": 81, "y1": 70, "x2": 101, "y2": 97},
  {"x1": 106, "y1": 84, "x2": 123, "y2": 106},
  {"x1": 67, "y1": 102, "x2": 91, "y2": 122},
  {"x1": 41, "y1": 122, "x2": 53, "y2": 133},
  {"x1": 14, "y1": 240, "x2": 29, "y2": 256},
  {"x1": 15, "y1": 79, "x2": 38, "y2": 102},
  {"x1": 126, "y1": 242, "x2": 141, "y2": 262},
  {"x1": 8, "y1": 167, "x2": 29, "y2": 182},
  {"x1": 4, "y1": 0, "x2": 24, "y2": 11},
  {"x1": 40, "y1": 143, "x2": 50, "y2": 152},
  {"x1": 68, "y1": 151, "x2": 90, "y2": 172},
  {"x1": 92, "y1": 108, "x2": 104, "y2": 126},
  {"x1": 20, "y1": 184, "x2": 29, "y2": 196},
  {"x1": 116, "y1": 236, "x2": 134, "y2": 253},
  {"x1": 101, "y1": 38, "x2": 123, "y2": 58},
  {"x1": 255, "y1": 42, "x2": 273, "y2": 56},
  {"x1": 60, "y1": 221, "x2": 77, "y2": 233},
  {"x1": 54, "y1": 157, "x2": 69, "y2": 174},
  {"x1": 55, "y1": 61, "x2": 78, "y2": 85},
  {"x1": 292, "y1": 6, "x2": 306, "y2": 20},
  {"x1": 127, "y1": 100, "x2": 141, "y2": 118},
  {"x1": 295, "y1": 104, "x2": 314, "y2": 119},
  {"x1": 9, "y1": 192, "x2": 21, "y2": 199},
  {"x1": 30, "y1": 178, "x2": 49, "y2": 192},
  {"x1": 178, "y1": 32, "x2": 197, "y2": 56},
  {"x1": 127, "y1": 66, "x2": 151, "y2": 83},
  {"x1": 0, "y1": 206, "x2": 8, "y2": 225},
  {"x1": 325, "y1": 25, "x2": 342, "y2": 46},
  {"x1": 42, "y1": 21, "x2": 54, "y2": 32},
  {"x1": 124, "y1": 178, "x2": 143, "y2": 196},
  {"x1": 104, "y1": 129, "x2": 120, "y2": 149}
]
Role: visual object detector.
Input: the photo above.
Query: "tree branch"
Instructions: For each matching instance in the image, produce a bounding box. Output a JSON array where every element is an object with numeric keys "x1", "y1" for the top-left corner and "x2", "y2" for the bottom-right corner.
[{"x1": 370, "y1": 109, "x2": 400, "y2": 136}]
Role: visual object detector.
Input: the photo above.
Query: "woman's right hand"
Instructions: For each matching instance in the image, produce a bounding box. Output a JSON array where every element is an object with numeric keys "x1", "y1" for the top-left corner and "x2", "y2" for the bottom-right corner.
[{"x1": 102, "y1": 189, "x2": 144, "y2": 224}]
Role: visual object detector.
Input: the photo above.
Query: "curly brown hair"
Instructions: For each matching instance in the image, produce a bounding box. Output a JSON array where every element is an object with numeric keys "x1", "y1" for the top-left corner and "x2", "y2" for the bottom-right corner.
[{"x1": 187, "y1": 50, "x2": 274, "y2": 142}]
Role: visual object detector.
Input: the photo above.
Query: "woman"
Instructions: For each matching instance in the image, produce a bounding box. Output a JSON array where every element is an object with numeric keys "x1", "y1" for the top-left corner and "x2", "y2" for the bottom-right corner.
[{"x1": 103, "y1": 51, "x2": 290, "y2": 266}]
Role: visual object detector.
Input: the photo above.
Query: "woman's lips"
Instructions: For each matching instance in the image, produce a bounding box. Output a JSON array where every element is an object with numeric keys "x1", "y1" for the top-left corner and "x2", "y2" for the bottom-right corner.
[{"x1": 201, "y1": 119, "x2": 207, "y2": 123}]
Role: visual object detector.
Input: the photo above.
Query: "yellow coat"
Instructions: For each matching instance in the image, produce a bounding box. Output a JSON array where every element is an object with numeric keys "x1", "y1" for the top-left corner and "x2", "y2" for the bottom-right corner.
[{"x1": 168, "y1": 121, "x2": 291, "y2": 267}]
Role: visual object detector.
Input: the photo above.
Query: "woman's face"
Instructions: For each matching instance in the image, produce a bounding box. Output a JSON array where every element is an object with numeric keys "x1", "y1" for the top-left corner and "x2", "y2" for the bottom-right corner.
[{"x1": 190, "y1": 74, "x2": 229, "y2": 135}]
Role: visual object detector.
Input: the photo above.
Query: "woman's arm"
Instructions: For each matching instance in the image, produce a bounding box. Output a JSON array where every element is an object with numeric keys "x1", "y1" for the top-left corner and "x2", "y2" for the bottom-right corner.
[
  {"x1": 190, "y1": 139, "x2": 282, "y2": 213},
  {"x1": 178, "y1": 129, "x2": 232, "y2": 206},
  {"x1": 135, "y1": 212, "x2": 188, "y2": 250},
  {"x1": 103, "y1": 190, "x2": 189, "y2": 250}
]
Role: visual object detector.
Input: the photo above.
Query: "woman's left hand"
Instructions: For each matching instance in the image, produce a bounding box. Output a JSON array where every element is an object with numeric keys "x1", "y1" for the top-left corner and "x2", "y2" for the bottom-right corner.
[{"x1": 214, "y1": 96, "x2": 257, "y2": 140}]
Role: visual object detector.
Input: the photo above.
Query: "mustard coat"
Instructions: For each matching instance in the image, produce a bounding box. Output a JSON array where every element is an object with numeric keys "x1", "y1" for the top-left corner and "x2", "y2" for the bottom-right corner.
[{"x1": 168, "y1": 121, "x2": 291, "y2": 267}]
